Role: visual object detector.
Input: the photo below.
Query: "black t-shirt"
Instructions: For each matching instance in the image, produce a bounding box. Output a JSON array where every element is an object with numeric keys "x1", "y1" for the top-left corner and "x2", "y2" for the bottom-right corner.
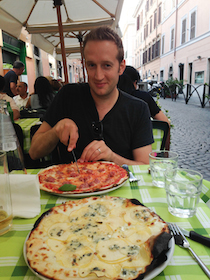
[
  {"x1": 3, "y1": 70, "x2": 18, "y2": 98},
  {"x1": 131, "y1": 90, "x2": 160, "y2": 118},
  {"x1": 44, "y1": 83, "x2": 154, "y2": 163}
]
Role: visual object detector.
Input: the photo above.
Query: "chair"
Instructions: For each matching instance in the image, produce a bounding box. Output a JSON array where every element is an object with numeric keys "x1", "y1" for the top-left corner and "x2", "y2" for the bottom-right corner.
[
  {"x1": 25, "y1": 124, "x2": 61, "y2": 168},
  {"x1": 152, "y1": 120, "x2": 170, "y2": 150}
]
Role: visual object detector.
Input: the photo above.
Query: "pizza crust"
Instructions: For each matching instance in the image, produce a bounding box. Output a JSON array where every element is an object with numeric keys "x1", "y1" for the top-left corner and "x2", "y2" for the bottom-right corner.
[{"x1": 26, "y1": 196, "x2": 171, "y2": 280}]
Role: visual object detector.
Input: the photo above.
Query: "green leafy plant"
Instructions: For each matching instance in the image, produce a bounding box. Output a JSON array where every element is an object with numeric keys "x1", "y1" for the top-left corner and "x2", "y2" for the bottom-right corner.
[{"x1": 155, "y1": 93, "x2": 174, "y2": 128}]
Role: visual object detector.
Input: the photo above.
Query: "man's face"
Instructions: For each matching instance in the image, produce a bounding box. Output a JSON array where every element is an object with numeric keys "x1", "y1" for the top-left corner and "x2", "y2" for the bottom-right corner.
[
  {"x1": 16, "y1": 82, "x2": 27, "y2": 97},
  {"x1": 84, "y1": 40, "x2": 125, "y2": 99},
  {"x1": 17, "y1": 67, "x2": 25, "y2": 76}
]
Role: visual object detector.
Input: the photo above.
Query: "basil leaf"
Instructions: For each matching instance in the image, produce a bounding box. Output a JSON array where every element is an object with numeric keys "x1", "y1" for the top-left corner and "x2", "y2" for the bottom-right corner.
[{"x1": 59, "y1": 184, "x2": 77, "y2": 191}]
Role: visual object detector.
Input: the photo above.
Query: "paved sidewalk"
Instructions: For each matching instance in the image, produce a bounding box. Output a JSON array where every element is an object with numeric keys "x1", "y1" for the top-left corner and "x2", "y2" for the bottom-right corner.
[{"x1": 158, "y1": 94, "x2": 210, "y2": 181}]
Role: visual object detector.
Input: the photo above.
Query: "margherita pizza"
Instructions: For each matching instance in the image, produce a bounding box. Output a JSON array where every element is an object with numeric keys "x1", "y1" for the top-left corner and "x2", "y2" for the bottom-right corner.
[
  {"x1": 26, "y1": 196, "x2": 171, "y2": 280},
  {"x1": 38, "y1": 161, "x2": 128, "y2": 194}
]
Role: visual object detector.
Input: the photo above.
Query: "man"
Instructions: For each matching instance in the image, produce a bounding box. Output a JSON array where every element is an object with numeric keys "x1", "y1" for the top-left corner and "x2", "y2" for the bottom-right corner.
[
  {"x1": 0, "y1": 75, "x2": 20, "y2": 120},
  {"x1": 13, "y1": 82, "x2": 29, "y2": 109},
  {"x1": 29, "y1": 26, "x2": 153, "y2": 165},
  {"x1": 123, "y1": 66, "x2": 170, "y2": 125},
  {"x1": 3, "y1": 61, "x2": 25, "y2": 97}
]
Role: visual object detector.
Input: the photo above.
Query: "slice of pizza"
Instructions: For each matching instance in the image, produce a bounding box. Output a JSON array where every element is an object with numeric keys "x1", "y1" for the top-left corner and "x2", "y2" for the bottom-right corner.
[{"x1": 26, "y1": 196, "x2": 171, "y2": 280}]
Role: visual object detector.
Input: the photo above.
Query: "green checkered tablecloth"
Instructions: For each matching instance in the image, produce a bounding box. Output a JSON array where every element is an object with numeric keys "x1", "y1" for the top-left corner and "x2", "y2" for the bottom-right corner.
[
  {"x1": 152, "y1": 129, "x2": 164, "y2": 150},
  {"x1": 1, "y1": 165, "x2": 210, "y2": 280},
  {"x1": 15, "y1": 118, "x2": 41, "y2": 153}
]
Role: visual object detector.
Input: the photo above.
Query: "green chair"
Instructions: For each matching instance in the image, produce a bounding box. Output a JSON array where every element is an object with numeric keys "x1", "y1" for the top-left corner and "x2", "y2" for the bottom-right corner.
[{"x1": 152, "y1": 120, "x2": 170, "y2": 150}]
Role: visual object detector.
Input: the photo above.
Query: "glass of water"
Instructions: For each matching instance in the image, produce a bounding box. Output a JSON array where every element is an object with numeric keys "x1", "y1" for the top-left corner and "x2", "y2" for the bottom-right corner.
[
  {"x1": 149, "y1": 151, "x2": 178, "y2": 188},
  {"x1": 165, "y1": 168, "x2": 203, "y2": 218},
  {"x1": 0, "y1": 151, "x2": 13, "y2": 235}
]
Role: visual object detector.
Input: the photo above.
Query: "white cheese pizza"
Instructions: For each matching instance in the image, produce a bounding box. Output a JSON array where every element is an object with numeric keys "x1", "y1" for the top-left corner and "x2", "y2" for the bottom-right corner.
[{"x1": 26, "y1": 196, "x2": 171, "y2": 280}]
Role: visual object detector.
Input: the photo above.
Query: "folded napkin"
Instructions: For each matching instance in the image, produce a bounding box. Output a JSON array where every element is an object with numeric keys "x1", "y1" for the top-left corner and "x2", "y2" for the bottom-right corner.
[{"x1": 9, "y1": 174, "x2": 41, "y2": 218}]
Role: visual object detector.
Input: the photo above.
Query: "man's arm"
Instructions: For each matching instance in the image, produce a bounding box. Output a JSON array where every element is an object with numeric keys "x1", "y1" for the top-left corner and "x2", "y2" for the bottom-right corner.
[
  {"x1": 13, "y1": 109, "x2": 20, "y2": 120},
  {"x1": 29, "y1": 119, "x2": 79, "y2": 160},
  {"x1": 79, "y1": 140, "x2": 152, "y2": 166},
  {"x1": 29, "y1": 121, "x2": 58, "y2": 160},
  {"x1": 111, "y1": 144, "x2": 152, "y2": 165},
  {"x1": 154, "y1": 110, "x2": 170, "y2": 125},
  {"x1": 10, "y1": 82, "x2": 18, "y2": 96}
]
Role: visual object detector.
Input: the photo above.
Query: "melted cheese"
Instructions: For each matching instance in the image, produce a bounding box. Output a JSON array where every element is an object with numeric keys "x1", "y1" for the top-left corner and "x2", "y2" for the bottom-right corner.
[
  {"x1": 26, "y1": 196, "x2": 168, "y2": 280},
  {"x1": 79, "y1": 260, "x2": 121, "y2": 278},
  {"x1": 96, "y1": 238, "x2": 130, "y2": 263}
]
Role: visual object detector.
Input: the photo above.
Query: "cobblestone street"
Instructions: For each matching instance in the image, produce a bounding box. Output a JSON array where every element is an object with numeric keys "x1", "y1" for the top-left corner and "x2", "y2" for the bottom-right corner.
[{"x1": 158, "y1": 94, "x2": 210, "y2": 181}]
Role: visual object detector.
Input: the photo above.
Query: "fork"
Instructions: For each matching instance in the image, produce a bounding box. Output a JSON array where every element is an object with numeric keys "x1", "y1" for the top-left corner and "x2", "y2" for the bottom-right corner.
[
  {"x1": 122, "y1": 164, "x2": 139, "y2": 185},
  {"x1": 168, "y1": 223, "x2": 210, "y2": 278}
]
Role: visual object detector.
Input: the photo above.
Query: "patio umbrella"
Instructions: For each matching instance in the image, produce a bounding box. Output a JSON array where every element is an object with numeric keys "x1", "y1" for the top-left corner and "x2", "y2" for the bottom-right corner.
[{"x1": 0, "y1": 0, "x2": 124, "y2": 83}]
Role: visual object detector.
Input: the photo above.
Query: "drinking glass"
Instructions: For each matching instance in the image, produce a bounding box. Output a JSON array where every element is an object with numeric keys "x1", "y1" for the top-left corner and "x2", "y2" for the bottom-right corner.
[
  {"x1": 149, "y1": 150, "x2": 178, "y2": 188},
  {"x1": 165, "y1": 168, "x2": 203, "y2": 218},
  {"x1": 0, "y1": 151, "x2": 13, "y2": 235}
]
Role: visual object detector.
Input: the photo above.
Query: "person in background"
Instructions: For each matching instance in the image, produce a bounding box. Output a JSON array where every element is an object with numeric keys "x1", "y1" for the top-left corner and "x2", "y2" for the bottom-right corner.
[
  {"x1": 0, "y1": 75, "x2": 20, "y2": 120},
  {"x1": 119, "y1": 66, "x2": 170, "y2": 125},
  {"x1": 46, "y1": 76, "x2": 62, "y2": 95},
  {"x1": 29, "y1": 26, "x2": 153, "y2": 166},
  {"x1": 3, "y1": 61, "x2": 25, "y2": 97},
  {"x1": 13, "y1": 81, "x2": 29, "y2": 109},
  {"x1": 26, "y1": 76, "x2": 54, "y2": 110}
]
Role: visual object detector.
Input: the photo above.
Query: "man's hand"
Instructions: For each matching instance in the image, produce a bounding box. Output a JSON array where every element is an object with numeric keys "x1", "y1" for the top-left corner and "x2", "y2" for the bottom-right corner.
[
  {"x1": 54, "y1": 118, "x2": 79, "y2": 152},
  {"x1": 79, "y1": 140, "x2": 113, "y2": 162}
]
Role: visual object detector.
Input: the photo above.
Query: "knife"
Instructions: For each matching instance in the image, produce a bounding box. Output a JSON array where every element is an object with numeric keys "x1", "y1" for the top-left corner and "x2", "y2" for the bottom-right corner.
[
  {"x1": 71, "y1": 150, "x2": 80, "y2": 173},
  {"x1": 180, "y1": 228, "x2": 210, "y2": 247}
]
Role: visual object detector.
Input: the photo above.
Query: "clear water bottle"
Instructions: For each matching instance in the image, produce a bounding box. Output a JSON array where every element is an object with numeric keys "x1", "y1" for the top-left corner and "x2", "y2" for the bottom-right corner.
[{"x1": 0, "y1": 100, "x2": 26, "y2": 173}]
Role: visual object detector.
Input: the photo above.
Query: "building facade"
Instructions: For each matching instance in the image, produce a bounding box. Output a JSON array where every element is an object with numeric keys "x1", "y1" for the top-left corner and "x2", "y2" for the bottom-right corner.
[
  {"x1": 131, "y1": 0, "x2": 210, "y2": 89},
  {"x1": 0, "y1": 28, "x2": 83, "y2": 93}
]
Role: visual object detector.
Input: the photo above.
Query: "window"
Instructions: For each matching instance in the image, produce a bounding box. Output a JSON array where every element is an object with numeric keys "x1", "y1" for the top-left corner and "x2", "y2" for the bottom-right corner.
[
  {"x1": 146, "y1": 22, "x2": 149, "y2": 37},
  {"x1": 152, "y1": 43, "x2": 155, "y2": 59},
  {"x1": 148, "y1": 47, "x2": 151, "y2": 61},
  {"x1": 156, "y1": 40, "x2": 160, "y2": 57},
  {"x1": 150, "y1": 16, "x2": 153, "y2": 33},
  {"x1": 168, "y1": 65, "x2": 173, "y2": 78},
  {"x1": 146, "y1": 0, "x2": 149, "y2": 12},
  {"x1": 160, "y1": 70, "x2": 164, "y2": 81},
  {"x1": 170, "y1": 28, "x2": 175, "y2": 50},
  {"x1": 161, "y1": 35, "x2": 165, "y2": 54},
  {"x1": 150, "y1": 0, "x2": 153, "y2": 5},
  {"x1": 181, "y1": 18, "x2": 187, "y2": 44},
  {"x1": 137, "y1": 15, "x2": 140, "y2": 31},
  {"x1": 195, "y1": 71, "x2": 204, "y2": 83},
  {"x1": 144, "y1": 25, "x2": 146, "y2": 40},
  {"x1": 190, "y1": 10, "x2": 196, "y2": 39},
  {"x1": 158, "y1": 5, "x2": 162, "y2": 24},
  {"x1": 154, "y1": 10, "x2": 157, "y2": 29}
]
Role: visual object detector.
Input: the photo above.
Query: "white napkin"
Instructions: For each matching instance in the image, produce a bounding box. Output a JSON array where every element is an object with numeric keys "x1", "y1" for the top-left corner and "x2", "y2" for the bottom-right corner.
[{"x1": 9, "y1": 174, "x2": 41, "y2": 218}]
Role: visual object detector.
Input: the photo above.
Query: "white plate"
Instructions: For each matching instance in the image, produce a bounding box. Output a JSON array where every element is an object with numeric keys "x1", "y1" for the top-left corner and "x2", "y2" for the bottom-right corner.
[
  {"x1": 23, "y1": 234, "x2": 174, "y2": 280},
  {"x1": 50, "y1": 180, "x2": 128, "y2": 197},
  {"x1": 143, "y1": 237, "x2": 175, "y2": 280},
  {"x1": 38, "y1": 162, "x2": 128, "y2": 197}
]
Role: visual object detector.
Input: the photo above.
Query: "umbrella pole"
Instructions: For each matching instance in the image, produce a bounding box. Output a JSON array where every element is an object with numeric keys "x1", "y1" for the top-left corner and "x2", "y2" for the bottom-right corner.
[
  {"x1": 55, "y1": 4, "x2": 69, "y2": 84},
  {"x1": 78, "y1": 35, "x2": 86, "y2": 82}
]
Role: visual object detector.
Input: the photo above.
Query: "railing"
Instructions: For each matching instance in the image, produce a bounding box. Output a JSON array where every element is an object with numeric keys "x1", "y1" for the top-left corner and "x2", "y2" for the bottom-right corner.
[{"x1": 165, "y1": 83, "x2": 210, "y2": 108}]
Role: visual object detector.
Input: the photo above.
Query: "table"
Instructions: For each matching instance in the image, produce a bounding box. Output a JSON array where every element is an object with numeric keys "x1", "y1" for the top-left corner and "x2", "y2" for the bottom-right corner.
[
  {"x1": 15, "y1": 118, "x2": 41, "y2": 153},
  {"x1": 1, "y1": 165, "x2": 210, "y2": 279}
]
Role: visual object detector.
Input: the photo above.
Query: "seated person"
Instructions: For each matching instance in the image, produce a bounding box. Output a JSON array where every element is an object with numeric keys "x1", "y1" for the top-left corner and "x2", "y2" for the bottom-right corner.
[
  {"x1": 46, "y1": 76, "x2": 63, "y2": 95},
  {"x1": 26, "y1": 76, "x2": 54, "y2": 110},
  {"x1": 0, "y1": 75, "x2": 20, "y2": 120},
  {"x1": 13, "y1": 81, "x2": 29, "y2": 109},
  {"x1": 29, "y1": 26, "x2": 154, "y2": 166},
  {"x1": 120, "y1": 66, "x2": 170, "y2": 125}
]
